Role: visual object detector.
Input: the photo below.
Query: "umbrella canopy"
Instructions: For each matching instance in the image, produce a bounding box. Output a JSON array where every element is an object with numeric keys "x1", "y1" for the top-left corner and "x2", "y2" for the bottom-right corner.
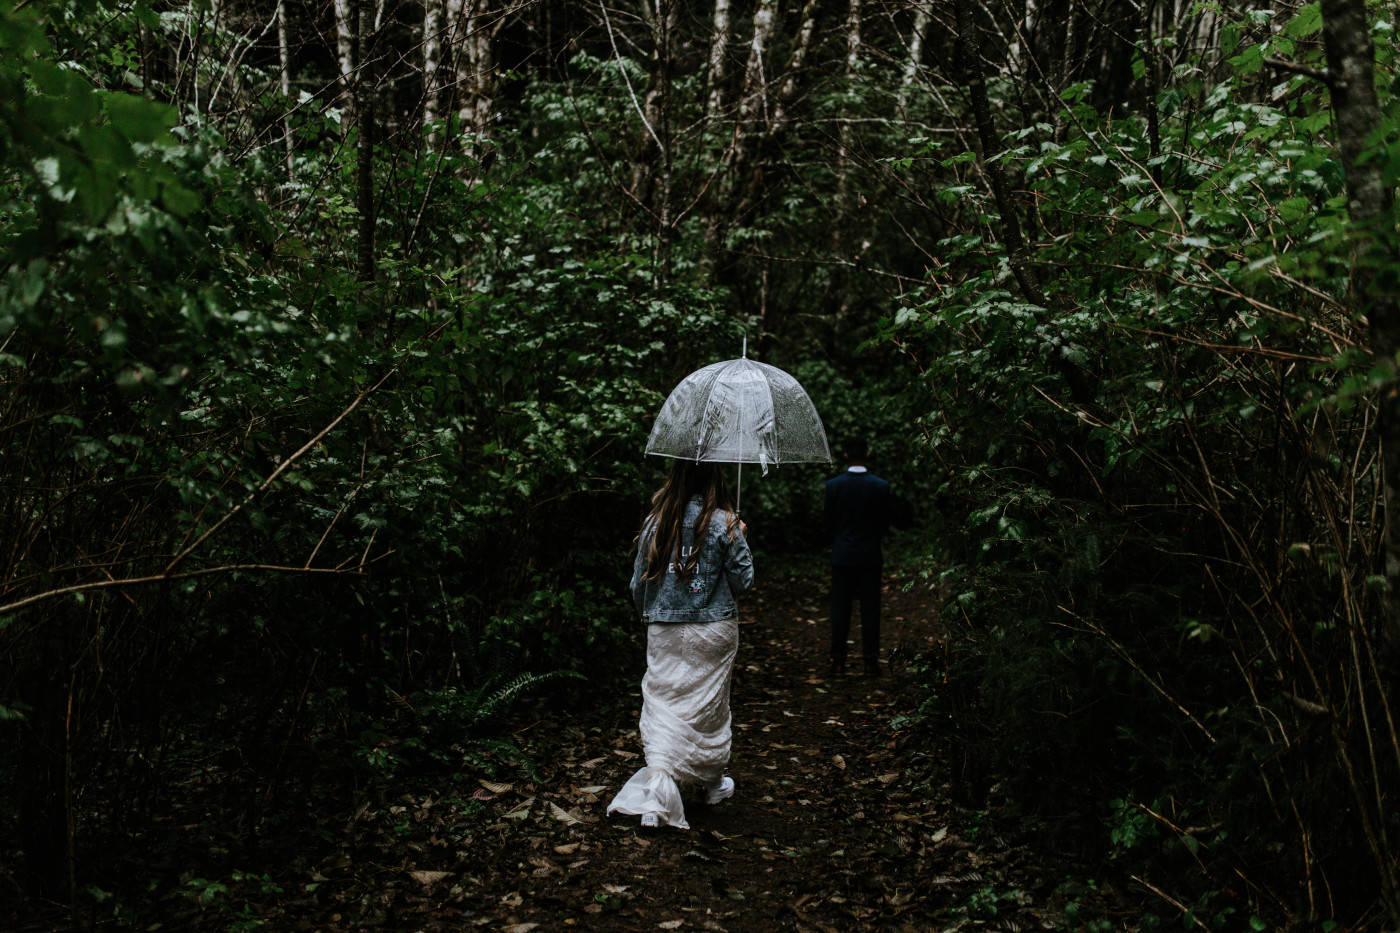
[{"x1": 645, "y1": 357, "x2": 831, "y2": 474}]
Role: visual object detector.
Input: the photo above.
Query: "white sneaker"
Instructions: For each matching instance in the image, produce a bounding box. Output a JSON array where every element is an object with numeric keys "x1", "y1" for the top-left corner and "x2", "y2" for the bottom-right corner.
[
  {"x1": 705, "y1": 776, "x2": 735, "y2": 805},
  {"x1": 640, "y1": 811, "x2": 659, "y2": 828}
]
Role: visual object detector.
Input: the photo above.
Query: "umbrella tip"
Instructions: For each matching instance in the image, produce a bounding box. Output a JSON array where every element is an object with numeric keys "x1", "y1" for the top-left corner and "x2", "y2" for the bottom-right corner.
[{"x1": 742, "y1": 336, "x2": 747, "y2": 359}]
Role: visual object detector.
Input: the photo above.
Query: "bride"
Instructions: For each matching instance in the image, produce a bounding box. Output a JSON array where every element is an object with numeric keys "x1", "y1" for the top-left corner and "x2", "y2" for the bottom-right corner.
[{"x1": 607, "y1": 460, "x2": 754, "y2": 829}]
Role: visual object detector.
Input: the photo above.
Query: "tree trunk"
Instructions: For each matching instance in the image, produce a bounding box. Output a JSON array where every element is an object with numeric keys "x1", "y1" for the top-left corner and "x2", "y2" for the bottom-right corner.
[
  {"x1": 334, "y1": 0, "x2": 355, "y2": 103},
  {"x1": 1318, "y1": 12, "x2": 1400, "y2": 911},
  {"x1": 1319, "y1": 0, "x2": 1400, "y2": 669},
  {"x1": 1318, "y1": 33, "x2": 1400, "y2": 913},
  {"x1": 736, "y1": 0, "x2": 778, "y2": 134},
  {"x1": 704, "y1": 0, "x2": 778, "y2": 256},
  {"x1": 449, "y1": 0, "x2": 495, "y2": 147},
  {"x1": 955, "y1": 0, "x2": 1043, "y2": 309},
  {"x1": 830, "y1": 0, "x2": 863, "y2": 251},
  {"x1": 772, "y1": 0, "x2": 820, "y2": 131},
  {"x1": 276, "y1": 0, "x2": 294, "y2": 180},
  {"x1": 898, "y1": 2, "x2": 931, "y2": 110},
  {"x1": 423, "y1": 0, "x2": 444, "y2": 140},
  {"x1": 1038, "y1": 0, "x2": 1071, "y2": 140},
  {"x1": 624, "y1": 0, "x2": 677, "y2": 280},
  {"x1": 1140, "y1": 0, "x2": 1161, "y2": 185},
  {"x1": 718, "y1": 0, "x2": 817, "y2": 288},
  {"x1": 653, "y1": 0, "x2": 677, "y2": 281},
  {"x1": 354, "y1": 0, "x2": 375, "y2": 282},
  {"x1": 704, "y1": 0, "x2": 732, "y2": 124},
  {"x1": 829, "y1": 0, "x2": 864, "y2": 330}
]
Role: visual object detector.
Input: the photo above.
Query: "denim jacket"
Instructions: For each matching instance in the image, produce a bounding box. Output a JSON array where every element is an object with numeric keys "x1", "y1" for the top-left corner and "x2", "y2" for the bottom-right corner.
[{"x1": 631, "y1": 496, "x2": 754, "y2": 624}]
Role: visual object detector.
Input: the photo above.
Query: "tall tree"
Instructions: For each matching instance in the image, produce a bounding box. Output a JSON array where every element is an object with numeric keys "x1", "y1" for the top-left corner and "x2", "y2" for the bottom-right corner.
[
  {"x1": 334, "y1": 0, "x2": 354, "y2": 100},
  {"x1": 449, "y1": 0, "x2": 496, "y2": 146},
  {"x1": 1319, "y1": 15, "x2": 1400, "y2": 918},
  {"x1": 704, "y1": 0, "x2": 733, "y2": 125},
  {"x1": 771, "y1": 0, "x2": 819, "y2": 129},
  {"x1": 829, "y1": 2, "x2": 862, "y2": 246},
  {"x1": 633, "y1": 0, "x2": 679, "y2": 279},
  {"x1": 898, "y1": 2, "x2": 931, "y2": 110},
  {"x1": 423, "y1": 0, "x2": 444, "y2": 137},
  {"x1": 705, "y1": 0, "x2": 779, "y2": 257},
  {"x1": 355, "y1": 0, "x2": 375, "y2": 281},
  {"x1": 1320, "y1": 0, "x2": 1400, "y2": 672},
  {"x1": 277, "y1": 0, "x2": 294, "y2": 179}
]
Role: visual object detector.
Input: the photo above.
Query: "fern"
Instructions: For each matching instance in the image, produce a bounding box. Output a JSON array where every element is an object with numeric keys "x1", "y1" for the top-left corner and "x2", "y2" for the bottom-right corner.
[
  {"x1": 459, "y1": 737, "x2": 541, "y2": 782},
  {"x1": 472, "y1": 669, "x2": 583, "y2": 726},
  {"x1": 413, "y1": 666, "x2": 583, "y2": 780}
]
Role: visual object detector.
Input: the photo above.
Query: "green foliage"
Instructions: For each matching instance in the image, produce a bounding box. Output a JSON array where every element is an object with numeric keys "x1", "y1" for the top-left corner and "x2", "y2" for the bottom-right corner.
[
  {"x1": 889, "y1": 6, "x2": 1399, "y2": 928},
  {"x1": 11, "y1": 0, "x2": 1393, "y2": 927},
  {"x1": 0, "y1": 0, "x2": 750, "y2": 916},
  {"x1": 411, "y1": 667, "x2": 586, "y2": 779}
]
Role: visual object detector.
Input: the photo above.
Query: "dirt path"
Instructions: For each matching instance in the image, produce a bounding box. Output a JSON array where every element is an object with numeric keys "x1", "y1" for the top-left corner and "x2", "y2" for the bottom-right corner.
[
  {"x1": 297, "y1": 570, "x2": 1066, "y2": 933},
  {"x1": 6, "y1": 572, "x2": 1122, "y2": 933}
]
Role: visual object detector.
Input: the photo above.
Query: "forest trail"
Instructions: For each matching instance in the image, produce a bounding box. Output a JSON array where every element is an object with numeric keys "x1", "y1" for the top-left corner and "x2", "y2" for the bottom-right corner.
[{"x1": 299, "y1": 572, "x2": 1081, "y2": 933}]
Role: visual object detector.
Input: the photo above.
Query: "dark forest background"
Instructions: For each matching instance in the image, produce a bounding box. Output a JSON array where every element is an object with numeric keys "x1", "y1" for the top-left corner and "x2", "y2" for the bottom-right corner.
[{"x1": 2, "y1": 0, "x2": 1399, "y2": 927}]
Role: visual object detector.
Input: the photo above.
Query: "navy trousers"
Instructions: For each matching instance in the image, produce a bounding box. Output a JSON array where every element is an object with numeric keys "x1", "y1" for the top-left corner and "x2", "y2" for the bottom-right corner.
[{"x1": 830, "y1": 564, "x2": 881, "y2": 663}]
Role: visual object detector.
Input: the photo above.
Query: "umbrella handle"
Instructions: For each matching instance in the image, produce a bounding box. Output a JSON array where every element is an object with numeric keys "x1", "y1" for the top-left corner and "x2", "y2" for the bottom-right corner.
[{"x1": 736, "y1": 462, "x2": 742, "y2": 515}]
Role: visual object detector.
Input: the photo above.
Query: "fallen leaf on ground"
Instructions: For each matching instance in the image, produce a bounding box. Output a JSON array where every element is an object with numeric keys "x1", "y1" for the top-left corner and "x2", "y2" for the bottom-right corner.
[
  {"x1": 479, "y1": 780, "x2": 513, "y2": 794},
  {"x1": 554, "y1": 842, "x2": 581, "y2": 855},
  {"x1": 612, "y1": 749, "x2": 638, "y2": 758},
  {"x1": 603, "y1": 883, "x2": 629, "y2": 894},
  {"x1": 549, "y1": 801, "x2": 581, "y2": 824},
  {"x1": 832, "y1": 755, "x2": 846, "y2": 770},
  {"x1": 409, "y1": 870, "x2": 449, "y2": 884},
  {"x1": 878, "y1": 772, "x2": 900, "y2": 784},
  {"x1": 658, "y1": 921, "x2": 684, "y2": 930},
  {"x1": 504, "y1": 797, "x2": 535, "y2": 819},
  {"x1": 577, "y1": 785, "x2": 607, "y2": 794}
]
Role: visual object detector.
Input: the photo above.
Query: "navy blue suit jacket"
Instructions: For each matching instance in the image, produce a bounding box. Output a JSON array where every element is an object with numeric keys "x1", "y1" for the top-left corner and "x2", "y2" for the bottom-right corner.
[{"x1": 824, "y1": 470, "x2": 892, "y2": 568}]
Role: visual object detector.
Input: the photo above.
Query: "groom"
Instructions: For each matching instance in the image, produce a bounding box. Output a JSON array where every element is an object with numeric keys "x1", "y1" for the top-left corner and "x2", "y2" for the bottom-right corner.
[{"x1": 824, "y1": 438, "x2": 897, "y2": 677}]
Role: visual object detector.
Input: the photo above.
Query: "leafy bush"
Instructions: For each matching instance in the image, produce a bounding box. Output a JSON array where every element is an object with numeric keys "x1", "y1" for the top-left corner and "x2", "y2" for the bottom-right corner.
[{"x1": 889, "y1": 6, "x2": 1397, "y2": 927}]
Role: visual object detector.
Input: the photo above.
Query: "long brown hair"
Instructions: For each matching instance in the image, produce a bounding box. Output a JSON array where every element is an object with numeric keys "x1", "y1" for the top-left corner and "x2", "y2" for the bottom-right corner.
[{"x1": 640, "y1": 460, "x2": 739, "y2": 581}]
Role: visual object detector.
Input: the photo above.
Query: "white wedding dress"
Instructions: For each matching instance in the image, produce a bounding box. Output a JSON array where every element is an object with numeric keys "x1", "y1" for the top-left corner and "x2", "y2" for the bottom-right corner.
[{"x1": 607, "y1": 618, "x2": 739, "y2": 829}]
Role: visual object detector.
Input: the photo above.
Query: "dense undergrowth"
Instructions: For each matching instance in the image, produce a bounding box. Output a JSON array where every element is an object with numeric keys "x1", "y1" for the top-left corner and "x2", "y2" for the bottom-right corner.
[
  {"x1": 890, "y1": 6, "x2": 1400, "y2": 929},
  {"x1": 1, "y1": 0, "x2": 1397, "y2": 929}
]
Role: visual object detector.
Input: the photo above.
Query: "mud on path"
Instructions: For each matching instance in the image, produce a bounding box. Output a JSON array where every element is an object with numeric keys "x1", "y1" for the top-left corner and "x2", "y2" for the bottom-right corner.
[{"x1": 305, "y1": 570, "x2": 1073, "y2": 933}]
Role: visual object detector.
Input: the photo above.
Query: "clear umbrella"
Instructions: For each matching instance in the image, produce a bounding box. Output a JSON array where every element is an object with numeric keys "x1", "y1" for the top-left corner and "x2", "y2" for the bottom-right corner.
[{"x1": 645, "y1": 340, "x2": 831, "y2": 511}]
